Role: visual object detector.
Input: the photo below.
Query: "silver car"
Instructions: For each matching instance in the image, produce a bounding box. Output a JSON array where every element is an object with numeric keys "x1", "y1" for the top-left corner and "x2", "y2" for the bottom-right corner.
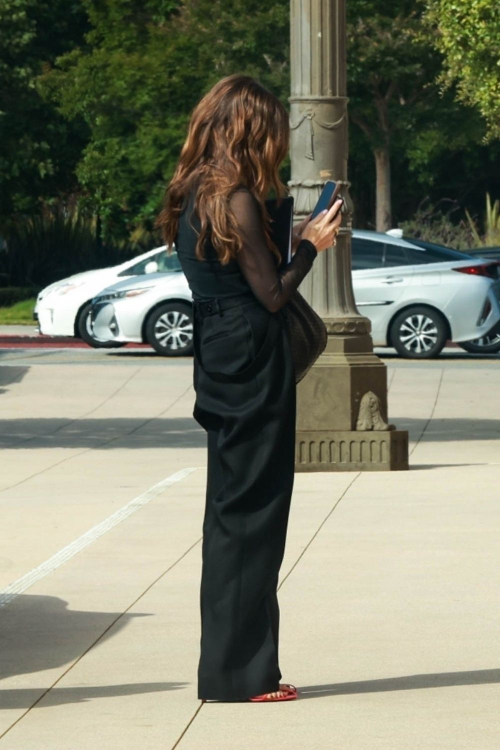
[
  {"x1": 91, "y1": 264, "x2": 193, "y2": 356},
  {"x1": 90, "y1": 231, "x2": 500, "y2": 358},
  {"x1": 352, "y1": 232, "x2": 500, "y2": 356}
]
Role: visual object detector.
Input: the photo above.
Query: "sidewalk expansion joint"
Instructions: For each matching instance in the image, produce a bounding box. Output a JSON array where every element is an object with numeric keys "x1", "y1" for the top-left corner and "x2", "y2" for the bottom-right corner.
[
  {"x1": 0, "y1": 535, "x2": 202, "y2": 742},
  {"x1": 409, "y1": 368, "x2": 444, "y2": 457}
]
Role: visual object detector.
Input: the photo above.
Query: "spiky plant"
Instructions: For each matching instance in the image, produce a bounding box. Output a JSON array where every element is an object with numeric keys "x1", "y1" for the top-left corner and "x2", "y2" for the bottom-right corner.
[
  {"x1": 0, "y1": 204, "x2": 139, "y2": 288},
  {"x1": 465, "y1": 194, "x2": 500, "y2": 248}
]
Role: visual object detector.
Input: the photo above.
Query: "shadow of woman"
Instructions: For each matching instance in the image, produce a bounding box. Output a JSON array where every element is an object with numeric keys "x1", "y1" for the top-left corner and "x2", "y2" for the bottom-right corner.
[
  {"x1": 298, "y1": 669, "x2": 500, "y2": 699},
  {"x1": 0, "y1": 594, "x2": 189, "y2": 711},
  {"x1": 1, "y1": 594, "x2": 150, "y2": 681}
]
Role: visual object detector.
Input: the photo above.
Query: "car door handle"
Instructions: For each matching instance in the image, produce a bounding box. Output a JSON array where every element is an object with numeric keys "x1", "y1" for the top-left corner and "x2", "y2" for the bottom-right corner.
[{"x1": 381, "y1": 277, "x2": 404, "y2": 284}]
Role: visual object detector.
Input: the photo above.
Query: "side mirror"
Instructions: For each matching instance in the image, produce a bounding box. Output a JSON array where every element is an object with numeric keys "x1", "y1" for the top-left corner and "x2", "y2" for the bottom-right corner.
[{"x1": 144, "y1": 260, "x2": 159, "y2": 274}]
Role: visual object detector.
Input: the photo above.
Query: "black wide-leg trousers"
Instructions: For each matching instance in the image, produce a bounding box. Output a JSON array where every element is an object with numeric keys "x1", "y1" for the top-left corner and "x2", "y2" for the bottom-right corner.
[{"x1": 192, "y1": 297, "x2": 296, "y2": 701}]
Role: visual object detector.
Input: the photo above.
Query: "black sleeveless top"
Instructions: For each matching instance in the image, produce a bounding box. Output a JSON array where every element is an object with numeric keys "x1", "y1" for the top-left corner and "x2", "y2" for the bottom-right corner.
[{"x1": 175, "y1": 186, "x2": 317, "y2": 313}]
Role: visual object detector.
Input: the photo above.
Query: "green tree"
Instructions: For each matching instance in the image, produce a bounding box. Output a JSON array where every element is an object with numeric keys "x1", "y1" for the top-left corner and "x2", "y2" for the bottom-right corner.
[
  {"x1": 346, "y1": 0, "x2": 486, "y2": 232},
  {"x1": 38, "y1": 0, "x2": 499, "y2": 240},
  {"x1": 0, "y1": 0, "x2": 88, "y2": 222},
  {"x1": 424, "y1": 0, "x2": 500, "y2": 140},
  {"x1": 42, "y1": 0, "x2": 290, "y2": 242}
]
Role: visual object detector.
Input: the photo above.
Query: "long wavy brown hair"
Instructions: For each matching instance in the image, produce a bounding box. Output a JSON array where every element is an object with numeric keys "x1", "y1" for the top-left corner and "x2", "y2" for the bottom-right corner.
[{"x1": 156, "y1": 74, "x2": 289, "y2": 264}]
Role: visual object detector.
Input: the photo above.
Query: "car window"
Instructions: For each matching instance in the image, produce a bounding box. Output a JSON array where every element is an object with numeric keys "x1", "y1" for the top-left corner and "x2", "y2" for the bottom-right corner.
[
  {"x1": 408, "y1": 239, "x2": 471, "y2": 262},
  {"x1": 156, "y1": 251, "x2": 181, "y2": 272},
  {"x1": 384, "y1": 245, "x2": 409, "y2": 267},
  {"x1": 404, "y1": 248, "x2": 438, "y2": 265},
  {"x1": 118, "y1": 250, "x2": 181, "y2": 276},
  {"x1": 351, "y1": 239, "x2": 385, "y2": 270}
]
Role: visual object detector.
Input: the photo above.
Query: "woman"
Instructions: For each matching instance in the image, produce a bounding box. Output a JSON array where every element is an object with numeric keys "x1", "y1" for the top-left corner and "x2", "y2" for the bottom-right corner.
[{"x1": 158, "y1": 74, "x2": 341, "y2": 703}]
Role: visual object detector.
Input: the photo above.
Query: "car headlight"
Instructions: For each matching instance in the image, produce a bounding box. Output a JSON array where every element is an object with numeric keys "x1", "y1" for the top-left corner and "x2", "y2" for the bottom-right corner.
[
  {"x1": 94, "y1": 287, "x2": 154, "y2": 303},
  {"x1": 54, "y1": 280, "x2": 88, "y2": 295}
]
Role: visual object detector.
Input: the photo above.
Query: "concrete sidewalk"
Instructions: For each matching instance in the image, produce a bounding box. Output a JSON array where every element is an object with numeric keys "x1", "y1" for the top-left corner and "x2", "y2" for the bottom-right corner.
[
  {"x1": 0, "y1": 325, "x2": 38, "y2": 335},
  {"x1": 0, "y1": 359, "x2": 499, "y2": 748},
  {"x1": 0, "y1": 324, "x2": 149, "y2": 348}
]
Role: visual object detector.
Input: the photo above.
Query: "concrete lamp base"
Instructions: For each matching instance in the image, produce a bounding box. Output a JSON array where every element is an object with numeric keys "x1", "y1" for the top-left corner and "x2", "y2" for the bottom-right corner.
[
  {"x1": 294, "y1": 331, "x2": 409, "y2": 472},
  {"x1": 295, "y1": 428, "x2": 409, "y2": 472}
]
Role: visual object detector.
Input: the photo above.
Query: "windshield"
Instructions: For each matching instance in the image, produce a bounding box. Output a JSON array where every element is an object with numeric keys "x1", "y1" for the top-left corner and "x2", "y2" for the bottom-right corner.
[{"x1": 118, "y1": 249, "x2": 181, "y2": 276}]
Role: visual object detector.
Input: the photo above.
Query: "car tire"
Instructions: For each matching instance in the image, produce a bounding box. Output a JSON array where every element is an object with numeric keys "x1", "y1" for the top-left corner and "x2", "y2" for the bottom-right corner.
[
  {"x1": 458, "y1": 324, "x2": 500, "y2": 354},
  {"x1": 77, "y1": 302, "x2": 125, "y2": 349},
  {"x1": 145, "y1": 301, "x2": 193, "y2": 356},
  {"x1": 390, "y1": 306, "x2": 448, "y2": 359}
]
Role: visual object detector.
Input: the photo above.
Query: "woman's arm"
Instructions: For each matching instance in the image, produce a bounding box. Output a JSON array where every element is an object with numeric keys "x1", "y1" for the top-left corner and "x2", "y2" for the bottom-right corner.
[{"x1": 229, "y1": 188, "x2": 317, "y2": 313}]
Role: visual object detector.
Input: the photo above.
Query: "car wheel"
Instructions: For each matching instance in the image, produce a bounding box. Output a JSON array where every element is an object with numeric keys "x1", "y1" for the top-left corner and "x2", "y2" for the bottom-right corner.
[
  {"x1": 390, "y1": 306, "x2": 448, "y2": 359},
  {"x1": 145, "y1": 302, "x2": 193, "y2": 356},
  {"x1": 458, "y1": 324, "x2": 500, "y2": 354},
  {"x1": 77, "y1": 302, "x2": 125, "y2": 348}
]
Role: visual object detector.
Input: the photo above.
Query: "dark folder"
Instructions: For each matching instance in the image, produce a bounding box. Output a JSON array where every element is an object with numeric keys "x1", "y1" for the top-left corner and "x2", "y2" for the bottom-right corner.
[{"x1": 265, "y1": 196, "x2": 294, "y2": 269}]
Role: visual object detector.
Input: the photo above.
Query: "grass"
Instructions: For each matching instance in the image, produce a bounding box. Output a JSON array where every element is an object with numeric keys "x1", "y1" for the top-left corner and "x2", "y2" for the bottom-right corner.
[{"x1": 0, "y1": 298, "x2": 37, "y2": 325}]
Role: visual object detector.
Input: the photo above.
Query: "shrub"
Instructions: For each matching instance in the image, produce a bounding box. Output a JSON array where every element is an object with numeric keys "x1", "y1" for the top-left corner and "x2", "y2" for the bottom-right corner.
[
  {"x1": 399, "y1": 199, "x2": 476, "y2": 250},
  {"x1": 465, "y1": 194, "x2": 500, "y2": 247},
  {"x1": 0, "y1": 203, "x2": 154, "y2": 288},
  {"x1": 0, "y1": 287, "x2": 39, "y2": 307}
]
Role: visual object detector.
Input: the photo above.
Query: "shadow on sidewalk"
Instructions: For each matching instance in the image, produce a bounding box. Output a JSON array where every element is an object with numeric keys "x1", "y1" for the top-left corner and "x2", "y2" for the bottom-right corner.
[
  {"x1": 0, "y1": 682, "x2": 187, "y2": 710},
  {"x1": 396, "y1": 417, "x2": 500, "y2": 442},
  {"x1": 299, "y1": 668, "x2": 500, "y2": 699},
  {"x1": 410, "y1": 463, "x2": 491, "y2": 470},
  {"x1": 0, "y1": 596, "x2": 189, "y2": 711},
  {"x1": 0, "y1": 595, "x2": 150, "y2": 683},
  {"x1": 0, "y1": 365, "x2": 29, "y2": 395},
  {"x1": 2, "y1": 417, "x2": 500, "y2": 451},
  {"x1": 0, "y1": 417, "x2": 205, "y2": 450}
]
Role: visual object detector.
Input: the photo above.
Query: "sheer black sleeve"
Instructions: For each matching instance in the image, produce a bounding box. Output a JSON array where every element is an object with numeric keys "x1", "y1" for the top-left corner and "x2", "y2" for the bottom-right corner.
[{"x1": 229, "y1": 188, "x2": 317, "y2": 313}]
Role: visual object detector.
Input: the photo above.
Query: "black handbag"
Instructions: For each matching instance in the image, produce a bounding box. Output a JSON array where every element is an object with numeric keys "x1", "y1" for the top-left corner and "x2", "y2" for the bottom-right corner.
[
  {"x1": 282, "y1": 289, "x2": 327, "y2": 383},
  {"x1": 264, "y1": 197, "x2": 327, "y2": 383}
]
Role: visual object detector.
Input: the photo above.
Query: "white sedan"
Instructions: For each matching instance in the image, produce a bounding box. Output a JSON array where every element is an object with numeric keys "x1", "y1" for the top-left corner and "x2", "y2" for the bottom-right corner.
[
  {"x1": 88, "y1": 231, "x2": 500, "y2": 359},
  {"x1": 34, "y1": 246, "x2": 178, "y2": 347},
  {"x1": 352, "y1": 232, "x2": 500, "y2": 356}
]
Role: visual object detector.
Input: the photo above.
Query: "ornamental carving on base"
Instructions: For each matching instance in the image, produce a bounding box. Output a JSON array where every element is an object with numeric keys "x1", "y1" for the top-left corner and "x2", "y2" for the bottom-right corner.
[{"x1": 356, "y1": 391, "x2": 395, "y2": 432}]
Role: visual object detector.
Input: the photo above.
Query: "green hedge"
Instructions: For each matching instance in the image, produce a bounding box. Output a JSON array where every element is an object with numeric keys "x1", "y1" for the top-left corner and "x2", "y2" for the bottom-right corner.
[
  {"x1": 0, "y1": 206, "x2": 142, "y2": 289},
  {"x1": 0, "y1": 287, "x2": 40, "y2": 307}
]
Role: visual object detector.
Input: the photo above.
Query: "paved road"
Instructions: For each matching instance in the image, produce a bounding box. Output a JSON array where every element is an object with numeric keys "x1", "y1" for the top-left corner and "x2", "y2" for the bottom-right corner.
[
  {"x1": 2, "y1": 323, "x2": 500, "y2": 368},
  {"x1": 1, "y1": 354, "x2": 500, "y2": 748},
  {"x1": 1, "y1": 343, "x2": 499, "y2": 368}
]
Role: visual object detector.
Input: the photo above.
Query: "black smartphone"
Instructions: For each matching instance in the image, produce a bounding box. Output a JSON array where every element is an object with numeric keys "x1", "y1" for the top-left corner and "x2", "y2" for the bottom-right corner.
[{"x1": 311, "y1": 180, "x2": 343, "y2": 220}]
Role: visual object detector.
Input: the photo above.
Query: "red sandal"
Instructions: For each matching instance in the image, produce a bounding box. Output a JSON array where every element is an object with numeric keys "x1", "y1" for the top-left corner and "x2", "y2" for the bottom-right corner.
[{"x1": 249, "y1": 683, "x2": 298, "y2": 702}]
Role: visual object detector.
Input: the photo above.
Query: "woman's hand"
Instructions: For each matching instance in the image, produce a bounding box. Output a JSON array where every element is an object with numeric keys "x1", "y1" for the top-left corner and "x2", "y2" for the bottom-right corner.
[
  {"x1": 301, "y1": 199, "x2": 343, "y2": 253},
  {"x1": 291, "y1": 213, "x2": 312, "y2": 254},
  {"x1": 293, "y1": 213, "x2": 312, "y2": 237}
]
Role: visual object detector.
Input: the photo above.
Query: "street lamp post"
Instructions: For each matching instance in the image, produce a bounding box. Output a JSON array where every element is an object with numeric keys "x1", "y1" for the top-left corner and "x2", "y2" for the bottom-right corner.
[{"x1": 289, "y1": 0, "x2": 409, "y2": 471}]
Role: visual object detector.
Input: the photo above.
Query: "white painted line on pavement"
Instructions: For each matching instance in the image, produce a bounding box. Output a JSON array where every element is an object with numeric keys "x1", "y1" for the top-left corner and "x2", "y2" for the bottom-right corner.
[{"x1": 0, "y1": 467, "x2": 197, "y2": 609}]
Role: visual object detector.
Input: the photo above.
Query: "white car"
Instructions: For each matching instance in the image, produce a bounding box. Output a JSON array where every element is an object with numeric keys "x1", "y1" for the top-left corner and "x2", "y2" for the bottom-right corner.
[
  {"x1": 89, "y1": 231, "x2": 500, "y2": 358},
  {"x1": 34, "y1": 246, "x2": 179, "y2": 347},
  {"x1": 91, "y1": 266, "x2": 192, "y2": 356},
  {"x1": 352, "y1": 232, "x2": 500, "y2": 356}
]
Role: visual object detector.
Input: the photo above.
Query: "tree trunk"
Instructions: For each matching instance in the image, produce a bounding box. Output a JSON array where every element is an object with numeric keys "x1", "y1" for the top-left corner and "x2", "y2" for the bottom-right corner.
[{"x1": 374, "y1": 146, "x2": 391, "y2": 232}]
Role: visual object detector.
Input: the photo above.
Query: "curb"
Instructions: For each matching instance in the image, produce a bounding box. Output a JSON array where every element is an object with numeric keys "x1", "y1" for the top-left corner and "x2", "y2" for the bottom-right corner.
[{"x1": 0, "y1": 335, "x2": 150, "y2": 349}]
